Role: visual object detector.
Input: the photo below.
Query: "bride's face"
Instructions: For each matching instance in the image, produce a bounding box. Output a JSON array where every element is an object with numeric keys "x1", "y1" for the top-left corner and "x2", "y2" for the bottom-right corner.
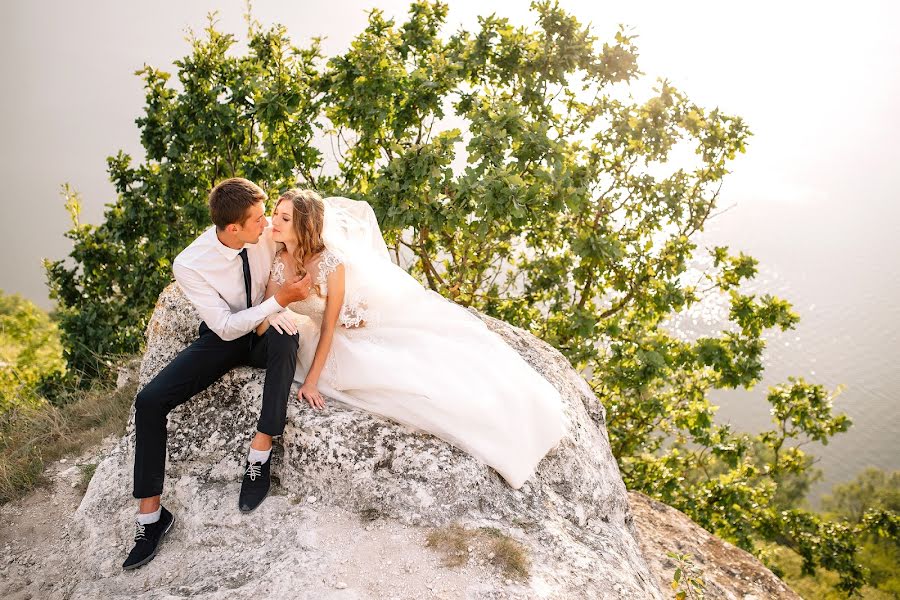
[{"x1": 271, "y1": 199, "x2": 298, "y2": 245}]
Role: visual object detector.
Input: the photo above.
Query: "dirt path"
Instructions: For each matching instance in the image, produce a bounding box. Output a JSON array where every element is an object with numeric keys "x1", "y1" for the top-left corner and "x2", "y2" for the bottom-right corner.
[{"x1": 1, "y1": 439, "x2": 114, "y2": 600}]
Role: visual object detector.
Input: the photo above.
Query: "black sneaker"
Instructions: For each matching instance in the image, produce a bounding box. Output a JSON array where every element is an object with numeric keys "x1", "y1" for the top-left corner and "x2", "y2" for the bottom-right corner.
[
  {"x1": 122, "y1": 506, "x2": 175, "y2": 570},
  {"x1": 239, "y1": 458, "x2": 271, "y2": 513}
]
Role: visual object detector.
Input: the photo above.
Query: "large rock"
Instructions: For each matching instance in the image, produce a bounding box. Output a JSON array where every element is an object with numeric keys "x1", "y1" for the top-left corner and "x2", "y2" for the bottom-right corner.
[
  {"x1": 64, "y1": 283, "x2": 670, "y2": 598},
  {"x1": 629, "y1": 491, "x2": 801, "y2": 600}
]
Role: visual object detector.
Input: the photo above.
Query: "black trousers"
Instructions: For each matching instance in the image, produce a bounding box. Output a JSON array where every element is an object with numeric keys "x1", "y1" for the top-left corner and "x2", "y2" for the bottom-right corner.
[{"x1": 132, "y1": 322, "x2": 299, "y2": 499}]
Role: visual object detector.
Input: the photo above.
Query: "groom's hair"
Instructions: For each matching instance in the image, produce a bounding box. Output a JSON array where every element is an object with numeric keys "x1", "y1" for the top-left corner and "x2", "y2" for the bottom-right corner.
[{"x1": 208, "y1": 178, "x2": 267, "y2": 229}]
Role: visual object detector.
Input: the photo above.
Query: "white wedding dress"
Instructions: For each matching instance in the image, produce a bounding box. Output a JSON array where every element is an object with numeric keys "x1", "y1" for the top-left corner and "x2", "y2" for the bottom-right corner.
[{"x1": 269, "y1": 200, "x2": 564, "y2": 489}]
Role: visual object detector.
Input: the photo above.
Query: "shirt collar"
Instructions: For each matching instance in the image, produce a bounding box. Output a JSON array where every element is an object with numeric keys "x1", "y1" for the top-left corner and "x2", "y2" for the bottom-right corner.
[{"x1": 207, "y1": 226, "x2": 245, "y2": 261}]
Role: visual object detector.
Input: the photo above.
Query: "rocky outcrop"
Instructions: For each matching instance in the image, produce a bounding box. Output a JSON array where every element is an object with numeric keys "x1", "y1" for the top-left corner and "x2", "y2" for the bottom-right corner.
[
  {"x1": 629, "y1": 491, "x2": 801, "y2": 600},
  {"x1": 67, "y1": 283, "x2": 663, "y2": 598},
  {"x1": 0, "y1": 283, "x2": 796, "y2": 598}
]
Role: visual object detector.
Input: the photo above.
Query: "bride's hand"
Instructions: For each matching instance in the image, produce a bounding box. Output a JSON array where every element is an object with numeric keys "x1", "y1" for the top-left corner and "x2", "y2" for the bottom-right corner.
[
  {"x1": 299, "y1": 381, "x2": 325, "y2": 410},
  {"x1": 268, "y1": 310, "x2": 298, "y2": 336}
]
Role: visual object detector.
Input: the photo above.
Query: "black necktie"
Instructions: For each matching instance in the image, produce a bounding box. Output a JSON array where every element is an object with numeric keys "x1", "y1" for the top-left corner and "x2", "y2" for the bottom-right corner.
[{"x1": 238, "y1": 248, "x2": 252, "y2": 309}]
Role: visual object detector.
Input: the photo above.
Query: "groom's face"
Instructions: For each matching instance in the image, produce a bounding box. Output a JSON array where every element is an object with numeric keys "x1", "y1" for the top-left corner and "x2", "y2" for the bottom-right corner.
[{"x1": 234, "y1": 201, "x2": 267, "y2": 244}]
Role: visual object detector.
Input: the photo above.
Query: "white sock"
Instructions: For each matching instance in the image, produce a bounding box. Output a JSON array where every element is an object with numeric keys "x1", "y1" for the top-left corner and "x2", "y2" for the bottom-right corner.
[
  {"x1": 137, "y1": 507, "x2": 161, "y2": 525},
  {"x1": 248, "y1": 447, "x2": 271, "y2": 464}
]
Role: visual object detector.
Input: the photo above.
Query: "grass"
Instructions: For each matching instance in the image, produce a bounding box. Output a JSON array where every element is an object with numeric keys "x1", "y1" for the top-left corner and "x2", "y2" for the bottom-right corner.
[
  {"x1": 76, "y1": 462, "x2": 98, "y2": 495},
  {"x1": 0, "y1": 377, "x2": 137, "y2": 504},
  {"x1": 426, "y1": 523, "x2": 470, "y2": 567},
  {"x1": 425, "y1": 523, "x2": 530, "y2": 580}
]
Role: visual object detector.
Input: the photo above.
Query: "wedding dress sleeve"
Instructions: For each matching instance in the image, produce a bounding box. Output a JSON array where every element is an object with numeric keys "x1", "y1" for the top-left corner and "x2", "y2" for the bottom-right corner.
[
  {"x1": 316, "y1": 248, "x2": 368, "y2": 329},
  {"x1": 270, "y1": 253, "x2": 286, "y2": 286}
]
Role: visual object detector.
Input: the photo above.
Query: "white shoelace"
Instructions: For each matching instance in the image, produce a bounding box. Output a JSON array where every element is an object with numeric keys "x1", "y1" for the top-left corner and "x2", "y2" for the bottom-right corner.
[
  {"x1": 246, "y1": 462, "x2": 262, "y2": 481},
  {"x1": 134, "y1": 521, "x2": 147, "y2": 541}
]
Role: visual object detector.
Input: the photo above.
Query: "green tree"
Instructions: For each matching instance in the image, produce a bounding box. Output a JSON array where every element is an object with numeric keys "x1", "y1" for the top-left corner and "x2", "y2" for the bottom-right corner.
[
  {"x1": 0, "y1": 291, "x2": 65, "y2": 413},
  {"x1": 45, "y1": 19, "x2": 325, "y2": 379},
  {"x1": 822, "y1": 468, "x2": 900, "y2": 595},
  {"x1": 45, "y1": 2, "x2": 894, "y2": 594},
  {"x1": 775, "y1": 469, "x2": 900, "y2": 597},
  {"x1": 822, "y1": 468, "x2": 900, "y2": 524}
]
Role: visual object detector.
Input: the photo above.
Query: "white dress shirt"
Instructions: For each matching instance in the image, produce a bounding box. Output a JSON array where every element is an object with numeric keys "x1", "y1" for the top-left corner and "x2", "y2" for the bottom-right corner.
[{"x1": 173, "y1": 222, "x2": 283, "y2": 341}]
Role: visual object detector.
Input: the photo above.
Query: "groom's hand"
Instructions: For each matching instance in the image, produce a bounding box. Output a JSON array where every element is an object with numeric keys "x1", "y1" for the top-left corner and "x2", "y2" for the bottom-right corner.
[{"x1": 275, "y1": 272, "x2": 313, "y2": 306}]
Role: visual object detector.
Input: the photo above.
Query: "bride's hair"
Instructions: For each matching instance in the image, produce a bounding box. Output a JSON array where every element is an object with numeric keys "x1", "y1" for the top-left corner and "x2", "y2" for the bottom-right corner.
[{"x1": 276, "y1": 188, "x2": 326, "y2": 278}]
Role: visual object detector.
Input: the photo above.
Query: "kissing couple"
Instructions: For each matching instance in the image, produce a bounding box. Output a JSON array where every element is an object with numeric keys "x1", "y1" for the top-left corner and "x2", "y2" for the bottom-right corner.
[{"x1": 122, "y1": 177, "x2": 564, "y2": 570}]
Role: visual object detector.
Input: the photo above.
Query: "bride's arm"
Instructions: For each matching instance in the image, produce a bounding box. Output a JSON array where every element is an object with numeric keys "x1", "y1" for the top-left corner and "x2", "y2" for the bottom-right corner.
[{"x1": 299, "y1": 263, "x2": 345, "y2": 409}]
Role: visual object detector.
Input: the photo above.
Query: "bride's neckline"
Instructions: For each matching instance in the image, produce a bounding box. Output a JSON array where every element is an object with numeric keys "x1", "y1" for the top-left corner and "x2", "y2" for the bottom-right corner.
[{"x1": 278, "y1": 248, "x2": 324, "y2": 273}]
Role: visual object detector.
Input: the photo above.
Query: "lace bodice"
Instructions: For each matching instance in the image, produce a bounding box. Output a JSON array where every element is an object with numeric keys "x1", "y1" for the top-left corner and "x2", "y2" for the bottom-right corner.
[
  {"x1": 270, "y1": 249, "x2": 338, "y2": 323},
  {"x1": 270, "y1": 248, "x2": 369, "y2": 328}
]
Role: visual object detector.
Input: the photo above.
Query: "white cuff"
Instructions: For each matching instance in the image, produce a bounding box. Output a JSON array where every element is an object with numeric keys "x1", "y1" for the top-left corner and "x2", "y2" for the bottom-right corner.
[{"x1": 261, "y1": 295, "x2": 284, "y2": 313}]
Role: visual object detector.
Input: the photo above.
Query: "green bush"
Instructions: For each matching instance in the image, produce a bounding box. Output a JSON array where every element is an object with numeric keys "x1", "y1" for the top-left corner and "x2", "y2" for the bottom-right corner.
[{"x1": 0, "y1": 291, "x2": 65, "y2": 412}]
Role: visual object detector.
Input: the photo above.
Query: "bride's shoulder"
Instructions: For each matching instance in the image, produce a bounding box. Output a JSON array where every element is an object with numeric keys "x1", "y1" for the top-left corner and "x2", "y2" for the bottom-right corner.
[
  {"x1": 270, "y1": 250, "x2": 287, "y2": 284},
  {"x1": 321, "y1": 245, "x2": 344, "y2": 262},
  {"x1": 271, "y1": 248, "x2": 287, "y2": 267},
  {"x1": 315, "y1": 247, "x2": 345, "y2": 282}
]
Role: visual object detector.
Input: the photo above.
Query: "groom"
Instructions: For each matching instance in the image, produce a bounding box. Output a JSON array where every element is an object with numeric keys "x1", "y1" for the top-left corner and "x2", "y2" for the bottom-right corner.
[{"x1": 123, "y1": 178, "x2": 312, "y2": 570}]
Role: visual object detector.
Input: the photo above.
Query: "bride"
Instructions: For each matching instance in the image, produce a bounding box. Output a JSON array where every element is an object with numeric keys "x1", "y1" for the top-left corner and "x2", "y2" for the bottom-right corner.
[{"x1": 255, "y1": 189, "x2": 564, "y2": 489}]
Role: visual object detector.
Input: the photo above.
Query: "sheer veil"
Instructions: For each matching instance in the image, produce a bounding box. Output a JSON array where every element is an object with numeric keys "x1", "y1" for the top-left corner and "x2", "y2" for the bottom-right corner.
[
  {"x1": 321, "y1": 196, "x2": 486, "y2": 333},
  {"x1": 321, "y1": 196, "x2": 390, "y2": 263}
]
